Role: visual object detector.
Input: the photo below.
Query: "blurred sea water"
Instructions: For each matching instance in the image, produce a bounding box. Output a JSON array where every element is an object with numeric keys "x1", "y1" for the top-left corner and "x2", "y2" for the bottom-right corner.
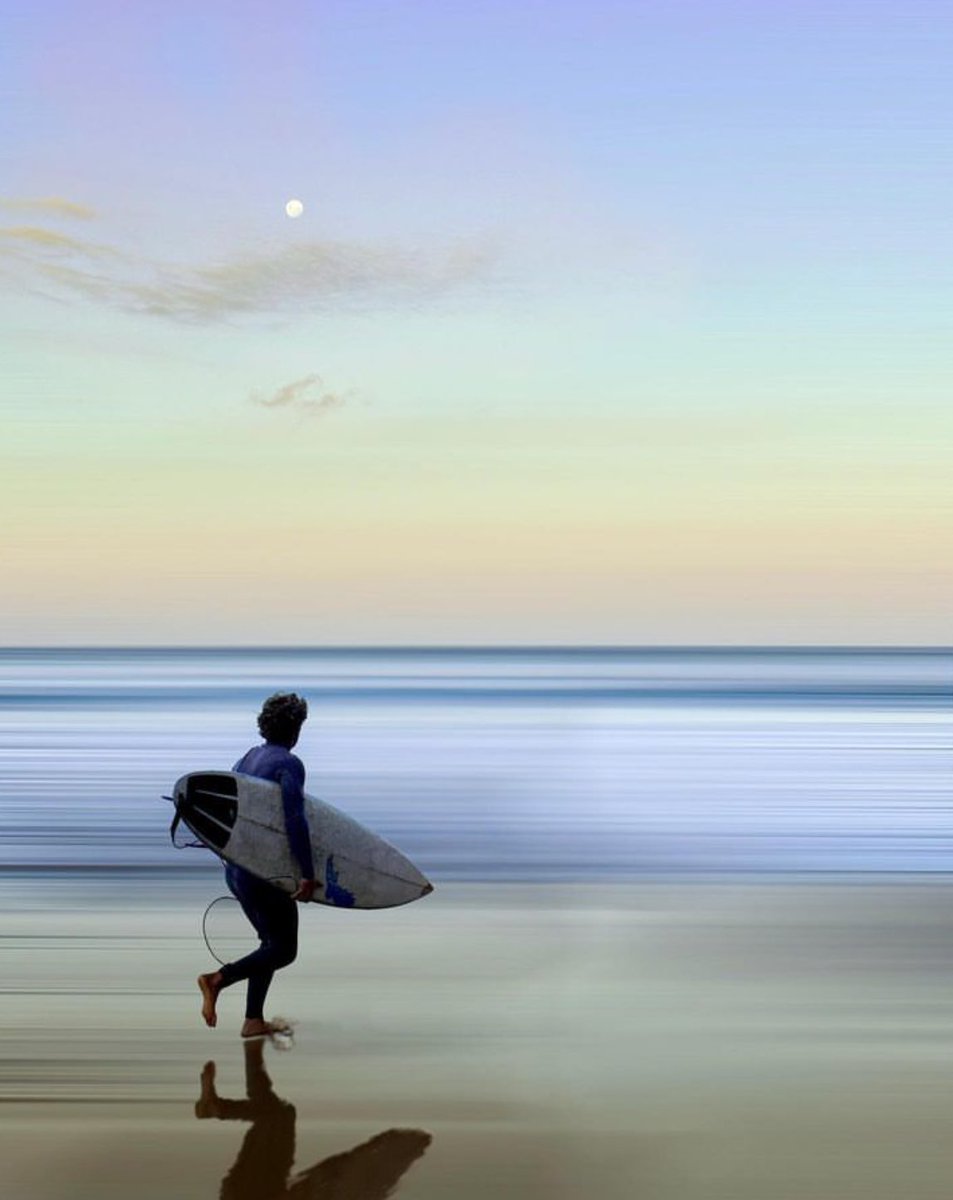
[{"x1": 0, "y1": 646, "x2": 950, "y2": 879}]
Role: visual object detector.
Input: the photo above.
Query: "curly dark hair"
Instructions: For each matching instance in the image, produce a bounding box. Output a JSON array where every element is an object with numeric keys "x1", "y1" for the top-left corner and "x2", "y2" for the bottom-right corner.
[{"x1": 257, "y1": 692, "x2": 309, "y2": 745}]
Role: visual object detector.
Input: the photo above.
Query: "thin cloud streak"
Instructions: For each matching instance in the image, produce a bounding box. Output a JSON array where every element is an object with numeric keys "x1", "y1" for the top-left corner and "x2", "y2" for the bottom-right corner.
[
  {"x1": 0, "y1": 226, "x2": 87, "y2": 249},
  {"x1": 0, "y1": 196, "x2": 97, "y2": 219}
]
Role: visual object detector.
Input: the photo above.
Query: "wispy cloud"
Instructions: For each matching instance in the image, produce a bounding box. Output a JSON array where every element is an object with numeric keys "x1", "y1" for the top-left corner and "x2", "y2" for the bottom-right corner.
[
  {"x1": 0, "y1": 225, "x2": 87, "y2": 249},
  {"x1": 0, "y1": 196, "x2": 96, "y2": 219},
  {"x1": 0, "y1": 196, "x2": 496, "y2": 323},
  {"x1": 116, "y1": 238, "x2": 494, "y2": 321},
  {"x1": 250, "y1": 374, "x2": 354, "y2": 418}
]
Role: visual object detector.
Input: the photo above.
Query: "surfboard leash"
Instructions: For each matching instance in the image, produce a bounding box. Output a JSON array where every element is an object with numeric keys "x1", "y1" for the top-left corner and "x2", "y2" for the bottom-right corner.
[
  {"x1": 162, "y1": 794, "x2": 206, "y2": 850},
  {"x1": 201, "y1": 894, "x2": 236, "y2": 966},
  {"x1": 201, "y1": 875, "x2": 300, "y2": 965}
]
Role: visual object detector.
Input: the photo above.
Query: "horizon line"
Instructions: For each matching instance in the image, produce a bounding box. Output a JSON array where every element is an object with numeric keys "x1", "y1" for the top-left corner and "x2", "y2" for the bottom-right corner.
[{"x1": 0, "y1": 643, "x2": 949, "y2": 653}]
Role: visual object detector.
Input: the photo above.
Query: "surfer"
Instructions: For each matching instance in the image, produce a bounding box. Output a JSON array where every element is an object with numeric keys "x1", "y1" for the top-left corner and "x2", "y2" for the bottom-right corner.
[{"x1": 198, "y1": 693, "x2": 318, "y2": 1038}]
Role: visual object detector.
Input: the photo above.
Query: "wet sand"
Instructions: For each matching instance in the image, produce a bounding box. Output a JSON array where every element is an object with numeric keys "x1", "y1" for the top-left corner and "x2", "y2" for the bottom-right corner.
[{"x1": 2, "y1": 879, "x2": 953, "y2": 1199}]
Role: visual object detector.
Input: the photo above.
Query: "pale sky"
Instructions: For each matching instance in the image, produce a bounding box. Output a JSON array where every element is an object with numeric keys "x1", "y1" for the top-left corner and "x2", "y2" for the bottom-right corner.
[{"x1": 2, "y1": 1, "x2": 950, "y2": 644}]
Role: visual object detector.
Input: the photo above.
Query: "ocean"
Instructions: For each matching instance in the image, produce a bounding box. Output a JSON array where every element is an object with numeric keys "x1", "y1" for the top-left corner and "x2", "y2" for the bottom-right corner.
[{"x1": 1, "y1": 646, "x2": 949, "y2": 878}]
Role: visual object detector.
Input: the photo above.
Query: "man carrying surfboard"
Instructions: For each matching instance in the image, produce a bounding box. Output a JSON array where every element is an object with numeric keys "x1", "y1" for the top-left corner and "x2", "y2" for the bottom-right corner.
[{"x1": 198, "y1": 693, "x2": 319, "y2": 1038}]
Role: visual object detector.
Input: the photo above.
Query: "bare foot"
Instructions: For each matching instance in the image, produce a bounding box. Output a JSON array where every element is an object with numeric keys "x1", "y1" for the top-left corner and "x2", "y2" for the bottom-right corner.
[
  {"x1": 241, "y1": 1018, "x2": 290, "y2": 1039},
  {"x1": 198, "y1": 972, "x2": 223, "y2": 1028}
]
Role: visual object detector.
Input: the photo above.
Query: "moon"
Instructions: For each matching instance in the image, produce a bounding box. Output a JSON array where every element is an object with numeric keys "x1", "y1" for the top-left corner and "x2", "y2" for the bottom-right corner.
[{"x1": 285, "y1": 198, "x2": 304, "y2": 218}]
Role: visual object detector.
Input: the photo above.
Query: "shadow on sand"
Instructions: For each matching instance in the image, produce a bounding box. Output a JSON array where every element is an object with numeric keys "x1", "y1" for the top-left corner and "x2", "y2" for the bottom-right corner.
[{"x1": 195, "y1": 1039, "x2": 432, "y2": 1200}]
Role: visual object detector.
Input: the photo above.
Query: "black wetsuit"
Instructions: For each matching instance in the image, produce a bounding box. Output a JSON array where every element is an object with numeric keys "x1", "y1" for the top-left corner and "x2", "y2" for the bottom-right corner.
[{"x1": 216, "y1": 743, "x2": 315, "y2": 1021}]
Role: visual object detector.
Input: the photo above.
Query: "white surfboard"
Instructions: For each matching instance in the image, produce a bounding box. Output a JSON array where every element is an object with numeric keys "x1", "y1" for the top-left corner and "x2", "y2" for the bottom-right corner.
[{"x1": 170, "y1": 771, "x2": 433, "y2": 909}]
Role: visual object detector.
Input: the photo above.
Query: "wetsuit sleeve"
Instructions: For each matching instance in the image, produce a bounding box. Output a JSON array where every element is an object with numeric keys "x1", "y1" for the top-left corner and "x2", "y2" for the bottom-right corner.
[{"x1": 277, "y1": 756, "x2": 315, "y2": 880}]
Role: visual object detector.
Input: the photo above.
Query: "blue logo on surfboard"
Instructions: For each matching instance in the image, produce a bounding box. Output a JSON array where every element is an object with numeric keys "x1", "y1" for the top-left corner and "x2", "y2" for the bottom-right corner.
[{"x1": 324, "y1": 854, "x2": 355, "y2": 907}]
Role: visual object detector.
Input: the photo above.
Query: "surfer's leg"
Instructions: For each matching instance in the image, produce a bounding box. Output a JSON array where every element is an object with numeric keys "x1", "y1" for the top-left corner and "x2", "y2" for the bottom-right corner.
[
  {"x1": 216, "y1": 867, "x2": 299, "y2": 1032},
  {"x1": 243, "y1": 885, "x2": 298, "y2": 1026}
]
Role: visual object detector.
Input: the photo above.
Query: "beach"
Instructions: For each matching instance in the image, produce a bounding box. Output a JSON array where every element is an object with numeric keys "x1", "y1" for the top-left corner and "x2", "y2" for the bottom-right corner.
[
  {"x1": 2, "y1": 646, "x2": 950, "y2": 1196},
  {"x1": 3, "y1": 878, "x2": 953, "y2": 1199}
]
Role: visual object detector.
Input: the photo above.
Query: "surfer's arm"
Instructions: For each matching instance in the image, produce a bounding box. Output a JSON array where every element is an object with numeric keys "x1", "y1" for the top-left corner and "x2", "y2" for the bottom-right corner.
[{"x1": 278, "y1": 758, "x2": 316, "y2": 883}]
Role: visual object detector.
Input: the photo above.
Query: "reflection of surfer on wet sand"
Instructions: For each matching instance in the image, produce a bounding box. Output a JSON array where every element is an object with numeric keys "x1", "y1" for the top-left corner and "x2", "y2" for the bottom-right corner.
[{"x1": 195, "y1": 1040, "x2": 432, "y2": 1200}]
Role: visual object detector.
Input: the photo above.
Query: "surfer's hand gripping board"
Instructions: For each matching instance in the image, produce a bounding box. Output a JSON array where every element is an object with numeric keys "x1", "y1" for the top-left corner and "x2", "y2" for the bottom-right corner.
[{"x1": 292, "y1": 879, "x2": 319, "y2": 902}]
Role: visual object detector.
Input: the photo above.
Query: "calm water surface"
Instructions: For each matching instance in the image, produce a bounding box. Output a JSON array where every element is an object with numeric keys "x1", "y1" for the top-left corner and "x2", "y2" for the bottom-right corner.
[{"x1": 0, "y1": 647, "x2": 950, "y2": 877}]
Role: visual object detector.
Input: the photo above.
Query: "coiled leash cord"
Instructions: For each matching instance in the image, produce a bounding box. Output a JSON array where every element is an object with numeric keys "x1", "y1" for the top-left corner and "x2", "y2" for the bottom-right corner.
[
  {"x1": 201, "y1": 894, "x2": 236, "y2": 966},
  {"x1": 201, "y1": 877, "x2": 298, "y2": 966}
]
